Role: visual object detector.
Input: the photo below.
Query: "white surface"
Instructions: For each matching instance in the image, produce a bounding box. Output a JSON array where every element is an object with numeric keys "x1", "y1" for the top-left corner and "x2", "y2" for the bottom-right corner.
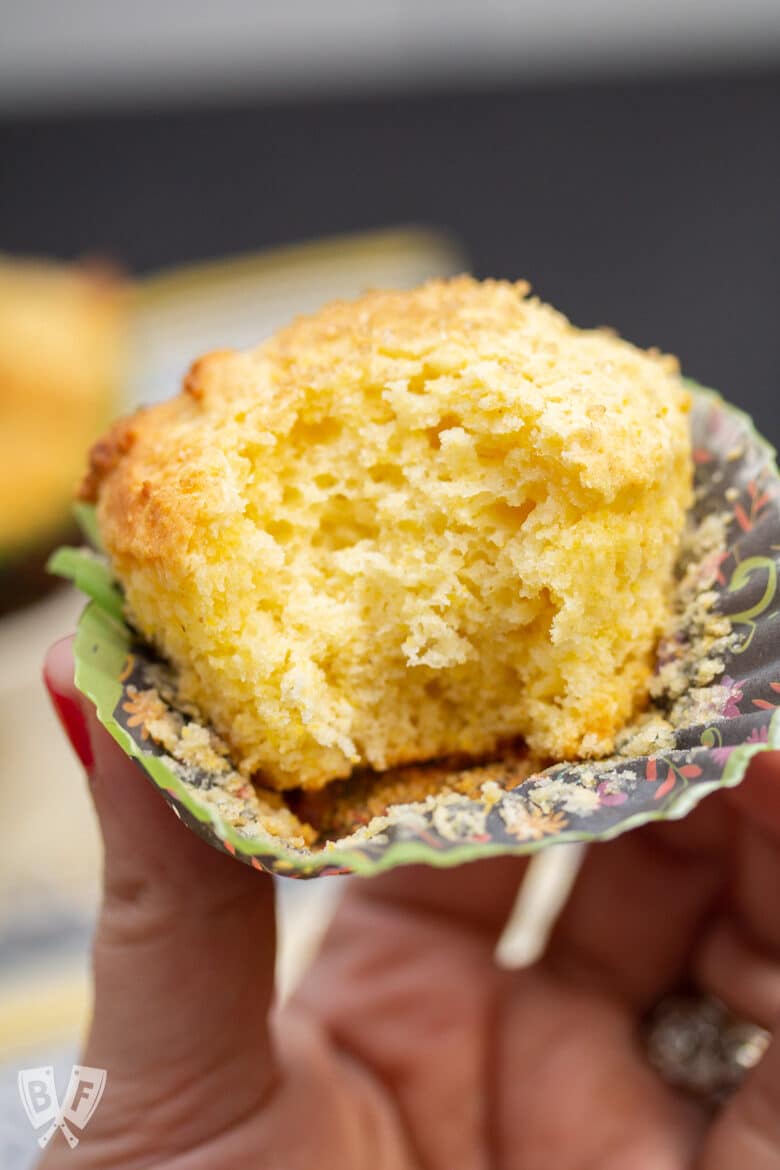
[
  {"x1": 0, "y1": 588, "x2": 101, "y2": 910},
  {"x1": 130, "y1": 230, "x2": 462, "y2": 407},
  {"x1": 1, "y1": 0, "x2": 779, "y2": 112}
]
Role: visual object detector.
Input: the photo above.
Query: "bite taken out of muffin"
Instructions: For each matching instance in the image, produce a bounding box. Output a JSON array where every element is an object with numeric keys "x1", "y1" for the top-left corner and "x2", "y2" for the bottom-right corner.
[{"x1": 81, "y1": 277, "x2": 692, "y2": 791}]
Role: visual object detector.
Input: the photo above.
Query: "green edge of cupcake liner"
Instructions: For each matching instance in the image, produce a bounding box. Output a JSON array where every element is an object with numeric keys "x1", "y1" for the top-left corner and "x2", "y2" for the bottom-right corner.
[{"x1": 47, "y1": 383, "x2": 780, "y2": 877}]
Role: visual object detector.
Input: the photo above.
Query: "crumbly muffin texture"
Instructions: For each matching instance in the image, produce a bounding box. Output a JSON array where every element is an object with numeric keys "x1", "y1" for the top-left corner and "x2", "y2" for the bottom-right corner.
[
  {"x1": 84, "y1": 278, "x2": 692, "y2": 790},
  {"x1": 0, "y1": 256, "x2": 127, "y2": 553}
]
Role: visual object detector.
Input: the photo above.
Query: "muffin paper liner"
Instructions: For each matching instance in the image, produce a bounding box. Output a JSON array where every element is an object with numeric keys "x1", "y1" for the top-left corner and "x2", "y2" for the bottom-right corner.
[{"x1": 50, "y1": 385, "x2": 780, "y2": 878}]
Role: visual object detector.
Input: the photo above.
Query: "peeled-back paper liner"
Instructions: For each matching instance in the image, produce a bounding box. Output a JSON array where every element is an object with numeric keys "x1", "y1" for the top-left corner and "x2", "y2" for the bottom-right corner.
[{"x1": 51, "y1": 385, "x2": 780, "y2": 878}]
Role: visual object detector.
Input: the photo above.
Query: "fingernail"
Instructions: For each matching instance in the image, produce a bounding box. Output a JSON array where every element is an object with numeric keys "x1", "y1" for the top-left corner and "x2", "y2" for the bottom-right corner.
[{"x1": 43, "y1": 675, "x2": 94, "y2": 771}]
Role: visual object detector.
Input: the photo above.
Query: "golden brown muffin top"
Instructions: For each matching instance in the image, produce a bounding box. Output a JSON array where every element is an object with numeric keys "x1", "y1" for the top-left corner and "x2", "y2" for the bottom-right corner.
[{"x1": 83, "y1": 277, "x2": 692, "y2": 788}]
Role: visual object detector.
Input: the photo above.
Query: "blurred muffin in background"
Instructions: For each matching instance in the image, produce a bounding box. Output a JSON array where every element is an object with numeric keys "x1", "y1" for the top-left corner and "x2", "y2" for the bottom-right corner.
[{"x1": 0, "y1": 256, "x2": 128, "y2": 614}]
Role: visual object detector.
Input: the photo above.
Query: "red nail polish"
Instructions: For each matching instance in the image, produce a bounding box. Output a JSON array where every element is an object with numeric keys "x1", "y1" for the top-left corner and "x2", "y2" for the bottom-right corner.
[{"x1": 43, "y1": 675, "x2": 94, "y2": 771}]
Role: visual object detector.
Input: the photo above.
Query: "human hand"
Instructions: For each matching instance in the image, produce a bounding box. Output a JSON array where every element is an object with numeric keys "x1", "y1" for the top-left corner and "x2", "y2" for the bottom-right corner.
[{"x1": 42, "y1": 635, "x2": 780, "y2": 1169}]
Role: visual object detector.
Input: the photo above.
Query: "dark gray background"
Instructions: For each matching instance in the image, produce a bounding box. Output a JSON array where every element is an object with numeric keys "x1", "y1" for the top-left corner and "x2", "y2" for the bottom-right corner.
[{"x1": 1, "y1": 69, "x2": 778, "y2": 446}]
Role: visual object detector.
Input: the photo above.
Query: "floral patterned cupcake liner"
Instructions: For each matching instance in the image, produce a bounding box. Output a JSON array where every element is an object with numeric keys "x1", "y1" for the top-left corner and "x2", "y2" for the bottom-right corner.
[{"x1": 51, "y1": 385, "x2": 780, "y2": 878}]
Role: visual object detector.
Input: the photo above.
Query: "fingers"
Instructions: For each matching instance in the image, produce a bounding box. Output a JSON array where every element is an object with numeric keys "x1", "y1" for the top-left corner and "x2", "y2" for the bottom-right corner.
[
  {"x1": 694, "y1": 753, "x2": 780, "y2": 1030},
  {"x1": 542, "y1": 797, "x2": 727, "y2": 1011},
  {"x1": 694, "y1": 821, "x2": 780, "y2": 1029},
  {"x1": 295, "y1": 858, "x2": 527, "y2": 1170},
  {"x1": 695, "y1": 919, "x2": 780, "y2": 1030},
  {"x1": 700, "y1": 1030, "x2": 780, "y2": 1169},
  {"x1": 44, "y1": 637, "x2": 278, "y2": 1159},
  {"x1": 727, "y1": 750, "x2": 780, "y2": 841},
  {"x1": 728, "y1": 752, "x2": 780, "y2": 958},
  {"x1": 535, "y1": 752, "x2": 780, "y2": 1168},
  {"x1": 497, "y1": 965, "x2": 705, "y2": 1170},
  {"x1": 352, "y1": 855, "x2": 529, "y2": 938},
  {"x1": 541, "y1": 754, "x2": 780, "y2": 1014}
]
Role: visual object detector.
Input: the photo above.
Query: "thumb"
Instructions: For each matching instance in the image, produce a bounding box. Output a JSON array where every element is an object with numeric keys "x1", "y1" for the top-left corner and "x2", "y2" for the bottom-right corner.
[{"x1": 43, "y1": 636, "x2": 278, "y2": 1163}]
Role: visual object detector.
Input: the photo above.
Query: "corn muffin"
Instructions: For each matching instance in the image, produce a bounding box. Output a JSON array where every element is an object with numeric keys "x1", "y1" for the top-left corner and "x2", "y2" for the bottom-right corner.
[
  {"x1": 0, "y1": 255, "x2": 127, "y2": 573},
  {"x1": 82, "y1": 278, "x2": 692, "y2": 790}
]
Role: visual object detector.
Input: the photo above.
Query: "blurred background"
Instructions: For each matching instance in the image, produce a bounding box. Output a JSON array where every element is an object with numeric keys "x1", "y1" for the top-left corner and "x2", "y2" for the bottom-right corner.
[
  {"x1": 0, "y1": 2, "x2": 779, "y2": 1163},
  {"x1": 2, "y1": 0, "x2": 780, "y2": 434}
]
